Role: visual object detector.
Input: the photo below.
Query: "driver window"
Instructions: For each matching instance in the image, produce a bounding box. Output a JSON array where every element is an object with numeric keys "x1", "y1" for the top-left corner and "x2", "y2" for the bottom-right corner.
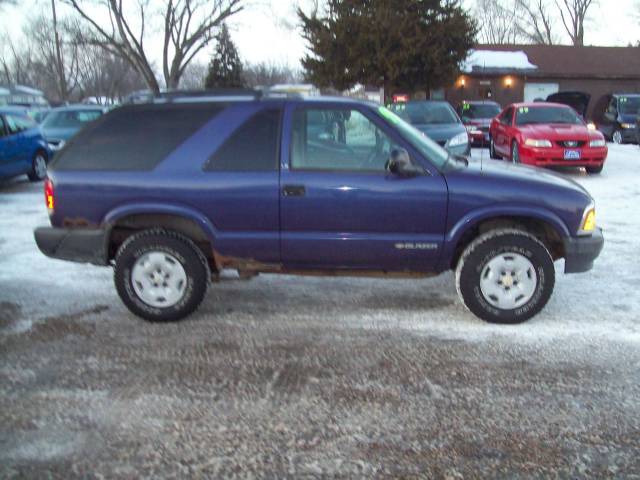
[
  {"x1": 4, "y1": 115, "x2": 20, "y2": 135},
  {"x1": 291, "y1": 107, "x2": 397, "y2": 172},
  {"x1": 606, "y1": 97, "x2": 617, "y2": 114},
  {"x1": 0, "y1": 116, "x2": 6, "y2": 137}
]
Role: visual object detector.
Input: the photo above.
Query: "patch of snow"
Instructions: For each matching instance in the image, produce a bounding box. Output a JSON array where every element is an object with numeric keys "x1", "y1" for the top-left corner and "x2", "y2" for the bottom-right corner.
[{"x1": 461, "y1": 50, "x2": 538, "y2": 73}]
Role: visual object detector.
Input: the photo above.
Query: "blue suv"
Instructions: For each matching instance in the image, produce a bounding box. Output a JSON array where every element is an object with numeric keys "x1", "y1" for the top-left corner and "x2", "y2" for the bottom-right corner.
[
  {"x1": 1, "y1": 107, "x2": 50, "y2": 182},
  {"x1": 34, "y1": 92, "x2": 603, "y2": 324}
]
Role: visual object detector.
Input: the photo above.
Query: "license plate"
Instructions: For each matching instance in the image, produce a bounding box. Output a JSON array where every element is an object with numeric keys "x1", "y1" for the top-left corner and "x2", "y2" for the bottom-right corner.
[{"x1": 564, "y1": 149, "x2": 581, "y2": 160}]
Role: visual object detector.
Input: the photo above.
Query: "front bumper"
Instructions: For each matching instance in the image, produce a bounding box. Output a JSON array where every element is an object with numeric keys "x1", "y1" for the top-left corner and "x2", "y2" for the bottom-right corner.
[
  {"x1": 34, "y1": 227, "x2": 109, "y2": 266},
  {"x1": 563, "y1": 228, "x2": 604, "y2": 273},
  {"x1": 620, "y1": 127, "x2": 638, "y2": 143},
  {"x1": 519, "y1": 145, "x2": 607, "y2": 168}
]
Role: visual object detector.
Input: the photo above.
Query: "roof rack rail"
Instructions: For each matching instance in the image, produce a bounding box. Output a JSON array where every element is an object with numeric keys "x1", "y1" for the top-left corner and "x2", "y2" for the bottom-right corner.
[{"x1": 145, "y1": 88, "x2": 306, "y2": 104}]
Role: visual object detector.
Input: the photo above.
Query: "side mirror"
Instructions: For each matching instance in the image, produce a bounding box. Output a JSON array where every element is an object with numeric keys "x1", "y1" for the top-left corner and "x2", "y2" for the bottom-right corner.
[{"x1": 385, "y1": 148, "x2": 423, "y2": 177}]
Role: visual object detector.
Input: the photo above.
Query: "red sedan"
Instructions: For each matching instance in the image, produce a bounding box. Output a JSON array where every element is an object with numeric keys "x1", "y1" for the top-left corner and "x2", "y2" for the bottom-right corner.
[{"x1": 489, "y1": 102, "x2": 608, "y2": 174}]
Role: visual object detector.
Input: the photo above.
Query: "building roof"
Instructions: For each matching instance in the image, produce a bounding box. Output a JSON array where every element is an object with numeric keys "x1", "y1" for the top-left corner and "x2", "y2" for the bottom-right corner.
[
  {"x1": 462, "y1": 50, "x2": 538, "y2": 74},
  {"x1": 474, "y1": 45, "x2": 640, "y2": 79}
]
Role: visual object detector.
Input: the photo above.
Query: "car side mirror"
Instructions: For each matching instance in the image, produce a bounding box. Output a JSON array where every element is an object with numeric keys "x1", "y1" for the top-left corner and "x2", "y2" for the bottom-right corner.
[{"x1": 385, "y1": 148, "x2": 423, "y2": 177}]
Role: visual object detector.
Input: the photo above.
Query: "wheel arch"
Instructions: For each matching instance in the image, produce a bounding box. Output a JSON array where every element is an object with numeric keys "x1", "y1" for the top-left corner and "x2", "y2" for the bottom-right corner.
[
  {"x1": 446, "y1": 209, "x2": 568, "y2": 270},
  {"x1": 103, "y1": 204, "x2": 217, "y2": 265}
]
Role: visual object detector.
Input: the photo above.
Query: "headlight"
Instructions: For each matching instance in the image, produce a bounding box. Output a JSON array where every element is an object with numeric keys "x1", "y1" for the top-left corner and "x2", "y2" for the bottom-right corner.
[
  {"x1": 621, "y1": 123, "x2": 636, "y2": 129},
  {"x1": 589, "y1": 139, "x2": 606, "y2": 148},
  {"x1": 587, "y1": 122, "x2": 596, "y2": 131},
  {"x1": 447, "y1": 132, "x2": 469, "y2": 147},
  {"x1": 524, "y1": 138, "x2": 552, "y2": 148},
  {"x1": 578, "y1": 202, "x2": 596, "y2": 235},
  {"x1": 48, "y1": 140, "x2": 65, "y2": 151}
]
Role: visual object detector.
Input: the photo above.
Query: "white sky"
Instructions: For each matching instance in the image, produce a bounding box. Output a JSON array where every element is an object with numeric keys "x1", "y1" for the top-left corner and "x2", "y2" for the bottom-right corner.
[{"x1": 1, "y1": 0, "x2": 638, "y2": 74}]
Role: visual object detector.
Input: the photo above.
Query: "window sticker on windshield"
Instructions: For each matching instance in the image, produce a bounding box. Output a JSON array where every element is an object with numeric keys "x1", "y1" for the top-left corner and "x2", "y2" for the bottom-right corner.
[
  {"x1": 518, "y1": 107, "x2": 529, "y2": 114},
  {"x1": 620, "y1": 97, "x2": 628, "y2": 103},
  {"x1": 378, "y1": 106, "x2": 401, "y2": 124},
  {"x1": 462, "y1": 103, "x2": 470, "y2": 111}
]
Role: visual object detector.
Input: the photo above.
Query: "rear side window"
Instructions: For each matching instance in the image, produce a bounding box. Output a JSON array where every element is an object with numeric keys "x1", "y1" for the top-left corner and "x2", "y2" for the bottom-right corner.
[
  {"x1": 51, "y1": 104, "x2": 223, "y2": 171},
  {"x1": 204, "y1": 108, "x2": 280, "y2": 172}
]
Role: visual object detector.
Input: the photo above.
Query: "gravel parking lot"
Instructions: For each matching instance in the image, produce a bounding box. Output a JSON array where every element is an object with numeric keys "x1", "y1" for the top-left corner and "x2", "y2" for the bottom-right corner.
[{"x1": 1, "y1": 144, "x2": 639, "y2": 478}]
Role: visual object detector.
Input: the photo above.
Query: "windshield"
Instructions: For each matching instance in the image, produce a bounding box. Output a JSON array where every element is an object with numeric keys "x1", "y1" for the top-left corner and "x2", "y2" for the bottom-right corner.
[
  {"x1": 389, "y1": 102, "x2": 459, "y2": 125},
  {"x1": 42, "y1": 109, "x2": 102, "y2": 129},
  {"x1": 618, "y1": 96, "x2": 640, "y2": 115},
  {"x1": 377, "y1": 106, "x2": 449, "y2": 169},
  {"x1": 459, "y1": 103, "x2": 500, "y2": 120},
  {"x1": 515, "y1": 106, "x2": 583, "y2": 126}
]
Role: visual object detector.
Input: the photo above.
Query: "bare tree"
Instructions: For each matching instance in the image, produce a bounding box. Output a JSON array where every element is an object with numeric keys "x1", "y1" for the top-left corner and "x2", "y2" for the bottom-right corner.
[
  {"x1": 554, "y1": 0, "x2": 596, "y2": 46},
  {"x1": 0, "y1": 35, "x2": 38, "y2": 86},
  {"x1": 475, "y1": 0, "x2": 521, "y2": 44},
  {"x1": 242, "y1": 61, "x2": 302, "y2": 87},
  {"x1": 179, "y1": 61, "x2": 207, "y2": 89},
  {"x1": 516, "y1": 0, "x2": 557, "y2": 44},
  {"x1": 64, "y1": 0, "x2": 244, "y2": 93}
]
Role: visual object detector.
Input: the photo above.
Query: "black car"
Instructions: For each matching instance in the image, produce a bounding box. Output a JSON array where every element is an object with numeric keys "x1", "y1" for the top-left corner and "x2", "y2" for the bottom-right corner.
[
  {"x1": 593, "y1": 93, "x2": 639, "y2": 144},
  {"x1": 389, "y1": 100, "x2": 470, "y2": 156},
  {"x1": 546, "y1": 91, "x2": 590, "y2": 120}
]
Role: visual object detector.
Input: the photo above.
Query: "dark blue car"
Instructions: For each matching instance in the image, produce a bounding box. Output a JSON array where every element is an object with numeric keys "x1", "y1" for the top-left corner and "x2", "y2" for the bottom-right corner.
[
  {"x1": 34, "y1": 93, "x2": 603, "y2": 324},
  {"x1": 389, "y1": 100, "x2": 470, "y2": 156},
  {"x1": 0, "y1": 107, "x2": 50, "y2": 182}
]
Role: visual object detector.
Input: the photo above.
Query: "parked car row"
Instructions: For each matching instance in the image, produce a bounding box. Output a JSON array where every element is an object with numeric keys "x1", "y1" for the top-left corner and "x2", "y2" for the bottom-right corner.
[{"x1": 1, "y1": 105, "x2": 107, "y2": 182}]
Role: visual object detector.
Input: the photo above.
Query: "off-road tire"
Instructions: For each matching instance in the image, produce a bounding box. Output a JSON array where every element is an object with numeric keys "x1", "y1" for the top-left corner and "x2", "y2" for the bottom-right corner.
[
  {"x1": 455, "y1": 229, "x2": 555, "y2": 324},
  {"x1": 114, "y1": 229, "x2": 209, "y2": 322}
]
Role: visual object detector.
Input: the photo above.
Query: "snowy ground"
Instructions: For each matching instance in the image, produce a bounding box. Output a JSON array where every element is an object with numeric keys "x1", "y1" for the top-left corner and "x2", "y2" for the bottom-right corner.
[{"x1": 1, "y1": 144, "x2": 639, "y2": 477}]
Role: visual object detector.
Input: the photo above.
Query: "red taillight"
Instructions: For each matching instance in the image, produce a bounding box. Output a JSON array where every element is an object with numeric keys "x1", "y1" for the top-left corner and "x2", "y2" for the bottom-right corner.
[{"x1": 44, "y1": 178, "x2": 54, "y2": 212}]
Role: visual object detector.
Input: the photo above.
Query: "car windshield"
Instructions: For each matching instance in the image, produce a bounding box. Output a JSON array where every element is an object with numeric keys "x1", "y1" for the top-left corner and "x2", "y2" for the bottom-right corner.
[
  {"x1": 377, "y1": 106, "x2": 449, "y2": 169},
  {"x1": 390, "y1": 102, "x2": 459, "y2": 125},
  {"x1": 42, "y1": 109, "x2": 102, "y2": 129},
  {"x1": 515, "y1": 106, "x2": 583, "y2": 126},
  {"x1": 459, "y1": 103, "x2": 500, "y2": 120},
  {"x1": 618, "y1": 96, "x2": 640, "y2": 115}
]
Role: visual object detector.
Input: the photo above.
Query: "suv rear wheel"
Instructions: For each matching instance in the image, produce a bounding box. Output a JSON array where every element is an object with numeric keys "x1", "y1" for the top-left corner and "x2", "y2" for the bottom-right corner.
[
  {"x1": 455, "y1": 229, "x2": 555, "y2": 324},
  {"x1": 114, "y1": 229, "x2": 209, "y2": 322}
]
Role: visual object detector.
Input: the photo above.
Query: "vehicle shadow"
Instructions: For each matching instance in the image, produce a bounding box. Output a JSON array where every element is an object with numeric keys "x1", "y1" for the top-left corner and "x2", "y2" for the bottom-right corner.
[{"x1": 0, "y1": 177, "x2": 40, "y2": 194}]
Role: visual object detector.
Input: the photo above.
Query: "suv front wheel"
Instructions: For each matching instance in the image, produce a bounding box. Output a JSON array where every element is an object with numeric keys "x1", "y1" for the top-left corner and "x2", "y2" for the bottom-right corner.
[
  {"x1": 114, "y1": 229, "x2": 210, "y2": 322},
  {"x1": 455, "y1": 229, "x2": 555, "y2": 324}
]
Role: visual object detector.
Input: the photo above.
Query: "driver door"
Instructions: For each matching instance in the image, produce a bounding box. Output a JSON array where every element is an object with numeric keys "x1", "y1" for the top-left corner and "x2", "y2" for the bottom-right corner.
[{"x1": 279, "y1": 103, "x2": 448, "y2": 271}]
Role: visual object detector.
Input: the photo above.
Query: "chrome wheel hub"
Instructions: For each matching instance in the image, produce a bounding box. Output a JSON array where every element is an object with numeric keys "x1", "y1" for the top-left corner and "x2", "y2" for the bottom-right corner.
[
  {"x1": 131, "y1": 251, "x2": 187, "y2": 308},
  {"x1": 479, "y1": 253, "x2": 537, "y2": 310}
]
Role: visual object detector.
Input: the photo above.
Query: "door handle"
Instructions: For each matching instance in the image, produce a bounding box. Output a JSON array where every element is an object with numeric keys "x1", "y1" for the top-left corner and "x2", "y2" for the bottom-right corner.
[{"x1": 282, "y1": 185, "x2": 306, "y2": 197}]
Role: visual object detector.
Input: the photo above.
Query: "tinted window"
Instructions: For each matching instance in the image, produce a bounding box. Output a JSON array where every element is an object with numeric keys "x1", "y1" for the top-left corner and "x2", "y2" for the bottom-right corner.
[
  {"x1": 204, "y1": 108, "x2": 280, "y2": 172},
  {"x1": 390, "y1": 102, "x2": 459, "y2": 124},
  {"x1": 515, "y1": 106, "x2": 582, "y2": 126},
  {"x1": 0, "y1": 116, "x2": 6, "y2": 137},
  {"x1": 51, "y1": 104, "x2": 222, "y2": 171},
  {"x1": 619, "y1": 96, "x2": 640, "y2": 115},
  {"x1": 42, "y1": 109, "x2": 102, "y2": 129},
  {"x1": 291, "y1": 107, "x2": 398, "y2": 172},
  {"x1": 459, "y1": 103, "x2": 500, "y2": 120}
]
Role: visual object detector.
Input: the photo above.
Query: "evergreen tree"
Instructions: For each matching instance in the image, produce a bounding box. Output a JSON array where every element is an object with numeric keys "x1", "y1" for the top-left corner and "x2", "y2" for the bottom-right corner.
[
  {"x1": 299, "y1": 0, "x2": 477, "y2": 96},
  {"x1": 205, "y1": 23, "x2": 244, "y2": 89}
]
